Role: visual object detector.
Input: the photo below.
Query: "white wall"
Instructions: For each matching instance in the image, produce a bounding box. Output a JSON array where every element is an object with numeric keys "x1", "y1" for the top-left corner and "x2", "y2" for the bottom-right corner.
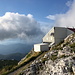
[
  {"x1": 54, "y1": 27, "x2": 67, "y2": 44},
  {"x1": 34, "y1": 43, "x2": 49, "y2": 52},
  {"x1": 34, "y1": 44, "x2": 41, "y2": 52},
  {"x1": 43, "y1": 27, "x2": 55, "y2": 43}
]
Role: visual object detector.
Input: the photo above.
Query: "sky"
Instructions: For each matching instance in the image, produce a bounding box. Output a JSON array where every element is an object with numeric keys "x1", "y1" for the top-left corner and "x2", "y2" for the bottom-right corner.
[{"x1": 0, "y1": 0, "x2": 74, "y2": 45}]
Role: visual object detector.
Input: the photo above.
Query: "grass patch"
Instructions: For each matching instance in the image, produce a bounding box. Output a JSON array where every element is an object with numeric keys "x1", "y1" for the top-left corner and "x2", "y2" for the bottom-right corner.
[
  {"x1": 51, "y1": 45, "x2": 63, "y2": 50},
  {"x1": 50, "y1": 55, "x2": 57, "y2": 61},
  {"x1": 69, "y1": 43, "x2": 75, "y2": 48},
  {"x1": 51, "y1": 41, "x2": 64, "y2": 50}
]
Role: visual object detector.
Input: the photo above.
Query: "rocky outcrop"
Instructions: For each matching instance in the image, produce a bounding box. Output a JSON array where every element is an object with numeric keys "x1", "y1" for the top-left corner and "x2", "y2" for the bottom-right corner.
[
  {"x1": 19, "y1": 34, "x2": 75, "y2": 75},
  {"x1": 43, "y1": 56, "x2": 75, "y2": 75},
  {"x1": 20, "y1": 55, "x2": 75, "y2": 75}
]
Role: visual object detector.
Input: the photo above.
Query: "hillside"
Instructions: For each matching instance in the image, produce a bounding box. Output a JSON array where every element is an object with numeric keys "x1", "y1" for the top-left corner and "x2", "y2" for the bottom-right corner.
[
  {"x1": 2, "y1": 33, "x2": 75, "y2": 75},
  {"x1": 0, "y1": 59, "x2": 18, "y2": 75},
  {"x1": 0, "y1": 53, "x2": 26, "y2": 61}
]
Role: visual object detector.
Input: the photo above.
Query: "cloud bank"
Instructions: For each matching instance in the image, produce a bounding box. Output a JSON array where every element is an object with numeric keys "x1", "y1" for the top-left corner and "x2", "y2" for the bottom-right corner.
[
  {"x1": 46, "y1": 0, "x2": 75, "y2": 27},
  {"x1": 0, "y1": 12, "x2": 43, "y2": 41}
]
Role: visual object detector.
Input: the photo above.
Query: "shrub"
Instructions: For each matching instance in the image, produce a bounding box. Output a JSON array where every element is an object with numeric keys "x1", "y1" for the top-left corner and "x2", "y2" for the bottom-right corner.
[
  {"x1": 63, "y1": 42, "x2": 69, "y2": 47},
  {"x1": 69, "y1": 43, "x2": 75, "y2": 48},
  {"x1": 50, "y1": 55, "x2": 57, "y2": 61}
]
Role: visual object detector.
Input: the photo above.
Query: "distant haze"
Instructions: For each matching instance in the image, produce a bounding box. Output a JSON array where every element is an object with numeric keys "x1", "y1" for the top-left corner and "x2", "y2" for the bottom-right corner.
[{"x1": 0, "y1": 43, "x2": 33, "y2": 55}]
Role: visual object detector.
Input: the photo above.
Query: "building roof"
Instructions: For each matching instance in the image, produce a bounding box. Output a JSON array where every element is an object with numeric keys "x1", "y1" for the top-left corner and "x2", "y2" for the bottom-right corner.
[
  {"x1": 53, "y1": 27, "x2": 75, "y2": 32},
  {"x1": 34, "y1": 43, "x2": 48, "y2": 45},
  {"x1": 68, "y1": 28, "x2": 75, "y2": 32},
  {"x1": 54, "y1": 27, "x2": 75, "y2": 32}
]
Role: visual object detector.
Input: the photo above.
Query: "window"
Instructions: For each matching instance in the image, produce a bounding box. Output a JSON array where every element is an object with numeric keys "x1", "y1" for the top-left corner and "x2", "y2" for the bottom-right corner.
[{"x1": 50, "y1": 33, "x2": 54, "y2": 36}]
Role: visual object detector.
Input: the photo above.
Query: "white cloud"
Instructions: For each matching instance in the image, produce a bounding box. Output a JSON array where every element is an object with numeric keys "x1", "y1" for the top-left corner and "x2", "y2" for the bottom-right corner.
[
  {"x1": 0, "y1": 12, "x2": 43, "y2": 41},
  {"x1": 46, "y1": 15, "x2": 55, "y2": 20},
  {"x1": 55, "y1": 0, "x2": 75, "y2": 27},
  {"x1": 46, "y1": 0, "x2": 75, "y2": 27},
  {"x1": 39, "y1": 21, "x2": 54, "y2": 33}
]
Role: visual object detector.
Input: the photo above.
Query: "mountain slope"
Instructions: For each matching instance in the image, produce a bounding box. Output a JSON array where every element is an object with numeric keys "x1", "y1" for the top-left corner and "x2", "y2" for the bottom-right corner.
[{"x1": 2, "y1": 33, "x2": 75, "y2": 75}]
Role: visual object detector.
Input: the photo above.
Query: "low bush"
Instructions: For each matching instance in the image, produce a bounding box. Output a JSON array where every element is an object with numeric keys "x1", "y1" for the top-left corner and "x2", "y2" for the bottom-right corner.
[
  {"x1": 69, "y1": 43, "x2": 75, "y2": 48},
  {"x1": 50, "y1": 55, "x2": 57, "y2": 61}
]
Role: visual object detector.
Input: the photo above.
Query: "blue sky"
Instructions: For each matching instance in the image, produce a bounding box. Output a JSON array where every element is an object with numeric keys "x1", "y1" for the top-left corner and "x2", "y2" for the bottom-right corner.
[
  {"x1": 0, "y1": 0, "x2": 69, "y2": 22},
  {"x1": 0, "y1": 0, "x2": 74, "y2": 45}
]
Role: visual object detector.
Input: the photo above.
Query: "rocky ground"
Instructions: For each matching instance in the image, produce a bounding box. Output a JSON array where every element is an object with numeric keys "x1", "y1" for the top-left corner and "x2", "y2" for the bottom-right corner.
[
  {"x1": 20, "y1": 54, "x2": 75, "y2": 75},
  {"x1": 19, "y1": 34, "x2": 75, "y2": 75}
]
